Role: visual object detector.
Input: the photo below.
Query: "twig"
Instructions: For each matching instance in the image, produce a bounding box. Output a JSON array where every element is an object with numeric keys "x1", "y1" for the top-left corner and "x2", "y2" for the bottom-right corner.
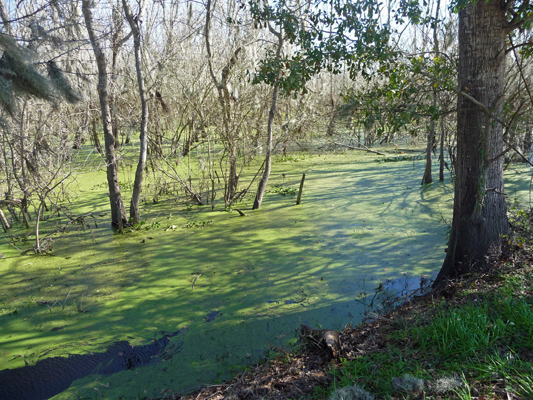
[
  {"x1": 503, "y1": 139, "x2": 533, "y2": 167},
  {"x1": 234, "y1": 159, "x2": 266, "y2": 203},
  {"x1": 62, "y1": 289, "x2": 72, "y2": 311},
  {"x1": 192, "y1": 274, "x2": 202, "y2": 290},
  {"x1": 226, "y1": 370, "x2": 247, "y2": 398},
  {"x1": 367, "y1": 312, "x2": 394, "y2": 322}
]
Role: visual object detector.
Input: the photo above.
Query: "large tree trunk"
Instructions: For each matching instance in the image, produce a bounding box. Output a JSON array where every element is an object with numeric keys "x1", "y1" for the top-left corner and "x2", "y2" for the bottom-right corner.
[
  {"x1": 435, "y1": 0, "x2": 509, "y2": 284},
  {"x1": 82, "y1": 0, "x2": 127, "y2": 230},
  {"x1": 123, "y1": 0, "x2": 148, "y2": 225}
]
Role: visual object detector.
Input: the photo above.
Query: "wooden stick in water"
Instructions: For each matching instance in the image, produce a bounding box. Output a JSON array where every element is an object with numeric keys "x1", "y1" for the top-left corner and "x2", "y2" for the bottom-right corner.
[{"x1": 296, "y1": 173, "x2": 306, "y2": 205}]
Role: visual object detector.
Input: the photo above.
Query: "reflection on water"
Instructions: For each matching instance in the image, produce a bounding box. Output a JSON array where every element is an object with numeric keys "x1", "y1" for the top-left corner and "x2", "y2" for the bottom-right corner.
[
  {"x1": 0, "y1": 329, "x2": 184, "y2": 400},
  {"x1": 373, "y1": 273, "x2": 435, "y2": 314}
]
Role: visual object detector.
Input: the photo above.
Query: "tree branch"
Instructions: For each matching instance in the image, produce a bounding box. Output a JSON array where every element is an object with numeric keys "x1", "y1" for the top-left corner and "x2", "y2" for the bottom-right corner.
[
  {"x1": 327, "y1": 140, "x2": 387, "y2": 155},
  {"x1": 204, "y1": 0, "x2": 220, "y2": 89}
]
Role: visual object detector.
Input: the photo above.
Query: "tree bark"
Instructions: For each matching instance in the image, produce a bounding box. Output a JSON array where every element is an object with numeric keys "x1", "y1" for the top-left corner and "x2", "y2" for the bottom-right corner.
[
  {"x1": 123, "y1": 0, "x2": 148, "y2": 225},
  {"x1": 435, "y1": 0, "x2": 509, "y2": 284},
  {"x1": 439, "y1": 116, "x2": 445, "y2": 181},
  {"x1": 253, "y1": 26, "x2": 283, "y2": 210},
  {"x1": 0, "y1": 0, "x2": 10, "y2": 35},
  {"x1": 252, "y1": 85, "x2": 277, "y2": 209},
  {"x1": 91, "y1": 118, "x2": 103, "y2": 155},
  {"x1": 0, "y1": 208, "x2": 9, "y2": 232},
  {"x1": 296, "y1": 173, "x2": 305, "y2": 205},
  {"x1": 110, "y1": 3, "x2": 132, "y2": 150},
  {"x1": 421, "y1": 0, "x2": 441, "y2": 186},
  {"x1": 82, "y1": 0, "x2": 127, "y2": 230},
  {"x1": 421, "y1": 117, "x2": 434, "y2": 185}
]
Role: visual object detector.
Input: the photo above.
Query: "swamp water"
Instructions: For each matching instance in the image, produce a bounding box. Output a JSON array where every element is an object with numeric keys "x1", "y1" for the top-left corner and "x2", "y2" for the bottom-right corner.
[{"x1": 1, "y1": 150, "x2": 513, "y2": 399}]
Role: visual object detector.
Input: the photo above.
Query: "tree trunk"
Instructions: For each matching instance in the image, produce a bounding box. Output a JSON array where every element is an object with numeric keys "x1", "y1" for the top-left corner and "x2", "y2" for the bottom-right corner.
[
  {"x1": 205, "y1": 0, "x2": 241, "y2": 207},
  {"x1": 20, "y1": 195, "x2": 31, "y2": 229},
  {"x1": 82, "y1": 0, "x2": 127, "y2": 230},
  {"x1": 522, "y1": 124, "x2": 532, "y2": 157},
  {"x1": 421, "y1": 119, "x2": 434, "y2": 185},
  {"x1": 110, "y1": 3, "x2": 129, "y2": 151},
  {"x1": 0, "y1": 208, "x2": 9, "y2": 232},
  {"x1": 439, "y1": 117, "x2": 445, "y2": 181},
  {"x1": 435, "y1": 0, "x2": 509, "y2": 284},
  {"x1": 253, "y1": 85, "x2": 278, "y2": 209},
  {"x1": 91, "y1": 118, "x2": 103, "y2": 155},
  {"x1": 0, "y1": 0, "x2": 11, "y2": 35},
  {"x1": 123, "y1": 0, "x2": 148, "y2": 225},
  {"x1": 34, "y1": 201, "x2": 44, "y2": 252},
  {"x1": 253, "y1": 28, "x2": 283, "y2": 210},
  {"x1": 422, "y1": 0, "x2": 440, "y2": 186}
]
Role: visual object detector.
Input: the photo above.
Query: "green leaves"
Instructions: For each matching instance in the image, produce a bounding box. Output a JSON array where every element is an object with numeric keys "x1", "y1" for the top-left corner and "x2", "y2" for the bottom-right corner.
[
  {"x1": 341, "y1": 52, "x2": 456, "y2": 137},
  {"x1": 249, "y1": 0, "x2": 395, "y2": 95},
  {"x1": 248, "y1": 0, "x2": 459, "y2": 136}
]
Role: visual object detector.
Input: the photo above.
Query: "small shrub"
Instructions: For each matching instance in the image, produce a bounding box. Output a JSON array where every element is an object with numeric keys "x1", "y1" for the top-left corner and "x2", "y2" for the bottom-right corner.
[
  {"x1": 270, "y1": 185, "x2": 297, "y2": 196},
  {"x1": 184, "y1": 220, "x2": 213, "y2": 229}
]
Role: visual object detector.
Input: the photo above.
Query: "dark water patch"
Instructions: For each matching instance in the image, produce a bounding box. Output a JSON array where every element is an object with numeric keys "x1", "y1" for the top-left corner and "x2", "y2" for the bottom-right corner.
[
  {"x1": 204, "y1": 310, "x2": 221, "y2": 322},
  {"x1": 371, "y1": 273, "x2": 434, "y2": 315},
  {"x1": 266, "y1": 299, "x2": 304, "y2": 305},
  {"x1": 50, "y1": 326, "x2": 65, "y2": 332},
  {"x1": 383, "y1": 273, "x2": 433, "y2": 298},
  {"x1": 0, "y1": 329, "x2": 184, "y2": 400}
]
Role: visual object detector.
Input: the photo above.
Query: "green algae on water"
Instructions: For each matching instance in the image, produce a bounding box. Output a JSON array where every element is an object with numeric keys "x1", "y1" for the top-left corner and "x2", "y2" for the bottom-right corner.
[{"x1": 0, "y1": 151, "x2": 462, "y2": 399}]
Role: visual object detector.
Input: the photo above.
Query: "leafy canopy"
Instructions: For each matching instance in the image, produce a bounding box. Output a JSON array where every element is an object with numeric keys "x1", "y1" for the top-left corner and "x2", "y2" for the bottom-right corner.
[{"x1": 248, "y1": 0, "x2": 396, "y2": 94}]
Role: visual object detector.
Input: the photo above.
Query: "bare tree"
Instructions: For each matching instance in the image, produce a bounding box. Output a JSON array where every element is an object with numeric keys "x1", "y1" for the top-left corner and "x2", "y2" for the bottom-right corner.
[
  {"x1": 205, "y1": 0, "x2": 241, "y2": 207},
  {"x1": 253, "y1": 22, "x2": 283, "y2": 209},
  {"x1": 82, "y1": 0, "x2": 128, "y2": 230},
  {"x1": 122, "y1": 0, "x2": 148, "y2": 224}
]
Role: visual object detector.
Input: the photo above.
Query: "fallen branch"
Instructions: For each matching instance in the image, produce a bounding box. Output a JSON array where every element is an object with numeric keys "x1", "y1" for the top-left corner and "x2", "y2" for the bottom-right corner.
[{"x1": 327, "y1": 140, "x2": 387, "y2": 156}]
